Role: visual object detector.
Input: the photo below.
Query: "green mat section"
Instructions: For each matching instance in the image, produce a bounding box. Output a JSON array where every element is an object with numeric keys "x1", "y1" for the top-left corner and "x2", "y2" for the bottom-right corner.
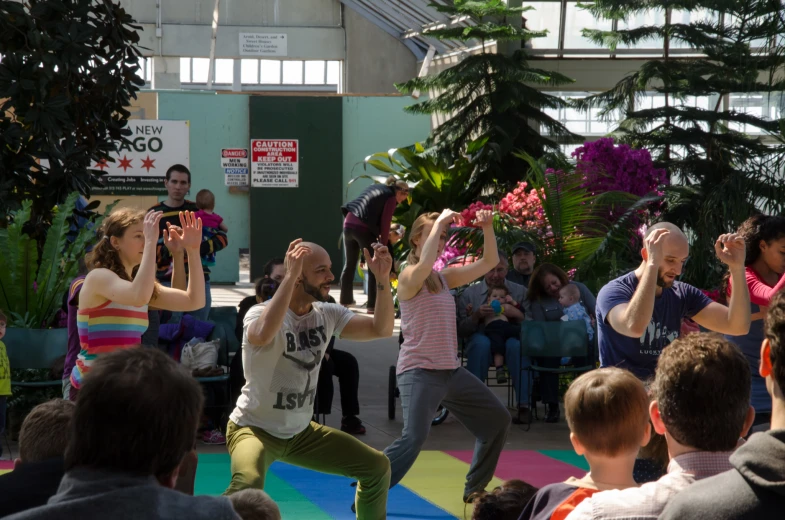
[
  {"x1": 539, "y1": 450, "x2": 590, "y2": 471},
  {"x1": 194, "y1": 454, "x2": 332, "y2": 520}
]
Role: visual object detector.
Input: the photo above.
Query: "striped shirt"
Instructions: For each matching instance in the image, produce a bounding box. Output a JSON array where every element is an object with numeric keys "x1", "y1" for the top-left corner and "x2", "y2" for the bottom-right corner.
[
  {"x1": 70, "y1": 300, "x2": 149, "y2": 389},
  {"x1": 397, "y1": 271, "x2": 460, "y2": 374}
]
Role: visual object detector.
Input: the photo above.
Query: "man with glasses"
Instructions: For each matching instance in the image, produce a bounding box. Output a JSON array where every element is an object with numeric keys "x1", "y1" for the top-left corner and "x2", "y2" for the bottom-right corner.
[{"x1": 596, "y1": 222, "x2": 751, "y2": 379}]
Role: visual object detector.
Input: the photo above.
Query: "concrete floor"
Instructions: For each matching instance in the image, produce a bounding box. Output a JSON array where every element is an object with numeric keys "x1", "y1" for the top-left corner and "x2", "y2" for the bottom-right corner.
[{"x1": 208, "y1": 283, "x2": 574, "y2": 455}]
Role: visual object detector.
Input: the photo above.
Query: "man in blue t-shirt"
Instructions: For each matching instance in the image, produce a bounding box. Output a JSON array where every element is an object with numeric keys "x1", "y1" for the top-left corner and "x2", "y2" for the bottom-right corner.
[{"x1": 596, "y1": 222, "x2": 751, "y2": 379}]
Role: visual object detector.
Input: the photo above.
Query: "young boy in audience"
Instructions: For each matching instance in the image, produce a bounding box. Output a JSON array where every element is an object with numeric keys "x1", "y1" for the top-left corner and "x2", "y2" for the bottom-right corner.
[
  {"x1": 565, "y1": 333, "x2": 756, "y2": 520},
  {"x1": 0, "y1": 399, "x2": 74, "y2": 517},
  {"x1": 518, "y1": 368, "x2": 650, "y2": 520},
  {"x1": 660, "y1": 292, "x2": 785, "y2": 519},
  {"x1": 483, "y1": 285, "x2": 523, "y2": 382},
  {"x1": 472, "y1": 480, "x2": 539, "y2": 520},
  {"x1": 0, "y1": 309, "x2": 9, "y2": 458},
  {"x1": 229, "y1": 489, "x2": 281, "y2": 520},
  {"x1": 5, "y1": 347, "x2": 240, "y2": 520},
  {"x1": 194, "y1": 189, "x2": 228, "y2": 267},
  {"x1": 558, "y1": 283, "x2": 594, "y2": 341}
]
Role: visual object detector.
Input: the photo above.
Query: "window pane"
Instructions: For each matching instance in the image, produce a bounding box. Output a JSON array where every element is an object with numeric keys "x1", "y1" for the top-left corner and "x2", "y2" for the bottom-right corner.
[
  {"x1": 260, "y1": 60, "x2": 281, "y2": 84},
  {"x1": 136, "y1": 57, "x2": 147, "y2": 82},
  {"x1": 180, "y1": 57, "x2": 191, "y2": 83},
  {"x1": 305, "y1": 61, "x2": 326, "y2": 84},
  {"x1": 523, "y1": 2, "x2": 561, "y2": 49},
  {"x1": 564, "y1": 2, "x2": 612, "y2": 51},
  {"x1": 670, "y1": 9, "x2": 720, "y2": 49},
  {"x1": 241, "y1": 59, "x2": 259, "y2": 84},
  {"x1": 192, "y1": 58, "x2": 210, "y2": 83},
  {"x1": 215, "y1": 58, "x2": 233, "y2": 84},
  {"x1": 326, "y1": 61, "x2": 341, "y2": 85},
  {"x1": 282, "y1": 60, "x2": 303, "y2": 84}
]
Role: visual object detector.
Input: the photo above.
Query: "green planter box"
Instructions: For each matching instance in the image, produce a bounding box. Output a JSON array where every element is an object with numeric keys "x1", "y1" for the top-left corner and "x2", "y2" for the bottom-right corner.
[{"x1": 4, "y1": 328, "x2": 68, "y2": 374}]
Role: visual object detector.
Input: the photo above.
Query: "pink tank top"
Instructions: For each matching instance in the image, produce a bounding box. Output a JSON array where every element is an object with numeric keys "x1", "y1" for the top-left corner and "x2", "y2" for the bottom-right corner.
[{"x1": 397, "y1": 271, "x2": 461, "y2": 374}]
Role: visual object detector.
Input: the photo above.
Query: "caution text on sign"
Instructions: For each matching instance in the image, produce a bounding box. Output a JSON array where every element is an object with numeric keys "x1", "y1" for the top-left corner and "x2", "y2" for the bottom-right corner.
[{"x1": 250, "y1": 139, "x2": 299, "y2": 188}]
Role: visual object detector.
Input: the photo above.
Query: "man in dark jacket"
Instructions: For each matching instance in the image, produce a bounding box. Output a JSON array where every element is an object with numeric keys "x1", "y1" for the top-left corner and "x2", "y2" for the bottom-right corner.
[
  {"x1": 6, "y1": 348, "x2": 239, "y2": 520},
  {"x1": 0, "y1": 399, "x2": 74, "y2": 517},
  {"x1": 659, "y1": 291, "x2": 785, "y2": 520}
]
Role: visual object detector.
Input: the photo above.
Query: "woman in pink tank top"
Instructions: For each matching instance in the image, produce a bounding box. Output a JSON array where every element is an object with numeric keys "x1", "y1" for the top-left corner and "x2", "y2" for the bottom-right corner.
[{"x1": 383, "y1": 209, "x2": 512, "y2": 502}]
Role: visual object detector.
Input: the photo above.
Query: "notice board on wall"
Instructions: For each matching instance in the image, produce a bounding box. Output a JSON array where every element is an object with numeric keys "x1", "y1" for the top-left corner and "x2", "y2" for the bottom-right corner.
[
  {"x1": 248, "y1": 96, "x2": 342, "y2": 281},
  {"x1": 250, "y1": 139, "x2": 299, "y2": 187}
]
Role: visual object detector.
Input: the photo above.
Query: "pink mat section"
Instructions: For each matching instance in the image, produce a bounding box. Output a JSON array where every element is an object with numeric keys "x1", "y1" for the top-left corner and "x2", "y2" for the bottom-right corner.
[
  {"x1": 0, "y1": 461, "x2": 14, "y2": 470},
  {"x1": 444, "y1": 450, "x2": 582, "y2": 489}
]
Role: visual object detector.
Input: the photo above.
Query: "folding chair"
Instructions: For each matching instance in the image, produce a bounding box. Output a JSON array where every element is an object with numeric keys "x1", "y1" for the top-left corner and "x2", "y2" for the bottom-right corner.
[{"x1": 518, "y1": 321, "x2": 594, "y2": 429}]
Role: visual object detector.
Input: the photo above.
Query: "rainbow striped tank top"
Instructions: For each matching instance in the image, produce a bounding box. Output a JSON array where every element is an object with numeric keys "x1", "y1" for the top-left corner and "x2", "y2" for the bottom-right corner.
[{"x1": 70, "y1": 300, "x2": 149, "y2": 389}]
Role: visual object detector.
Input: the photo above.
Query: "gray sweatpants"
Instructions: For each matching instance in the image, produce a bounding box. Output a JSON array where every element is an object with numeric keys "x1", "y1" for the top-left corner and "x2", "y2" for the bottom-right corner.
[{"x1": 384, "y1": 367, "x2": 511, "y2": 496}]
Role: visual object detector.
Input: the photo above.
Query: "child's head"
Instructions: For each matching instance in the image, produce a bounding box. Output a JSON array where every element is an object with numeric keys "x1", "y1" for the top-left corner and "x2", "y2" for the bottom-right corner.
[
  {"x1": 652, "y1": 332, "x2": 754, "y2": 452},
  {"x1": 763, "y1": 291, "x2": 785, "y2": 400},
  {"x1": 565, "y1": 368, "x2": 651, "y2": 458},
  {"x1": 196, "y1": 189, "x2": 216, "y2": 212},
  {"x1": 470, "y1": 480, "x2": 539, "y2": 520},
  {"x1": 558, "y1": 283, "x2": 581, "y2": 308},
  {"x1": 0, "y1": 308, "x2": 6, "y2": 340},
  {"x1": 255, "y1": 276, "x2": 279, "y2": 303},
  {"x1": 229, "y1": 489, "x2": 281, "y2": 520},
  {"x1": 488, "y1": 286, "x2": 509, "y2": 303}
]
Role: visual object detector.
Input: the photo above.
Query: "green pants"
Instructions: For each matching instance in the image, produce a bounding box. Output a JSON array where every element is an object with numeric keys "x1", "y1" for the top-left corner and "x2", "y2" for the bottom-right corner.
[{"x1": 224, "y1": 420, "x2": 391, "y2": 519}]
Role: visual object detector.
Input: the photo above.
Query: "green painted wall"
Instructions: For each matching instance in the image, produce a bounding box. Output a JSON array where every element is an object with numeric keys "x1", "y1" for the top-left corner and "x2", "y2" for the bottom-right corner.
[
  {"x1": 157, "y1": 91, "x2": 250, "y2": 283},
  {"x1": 342, "y1": 96, "x2": 431, "y2": 203}
]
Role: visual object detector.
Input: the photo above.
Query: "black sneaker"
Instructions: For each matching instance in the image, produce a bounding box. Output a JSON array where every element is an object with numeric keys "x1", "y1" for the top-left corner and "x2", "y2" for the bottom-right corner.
[
  {"x1": 495, "y1": 366, "x2": 508, "y2": 384},
  {"x1": 341, "y1": 416, "x2": 366, "y2": 435},
  {"x1": 545, "y1": 402, "x2": 560, "y2": 423}
]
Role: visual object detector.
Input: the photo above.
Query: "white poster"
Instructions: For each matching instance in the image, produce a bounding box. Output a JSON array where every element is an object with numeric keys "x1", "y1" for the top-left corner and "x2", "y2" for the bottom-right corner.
[
  {"x1": 222, "y1": 148, "x2": 249, "y2": 186},
  {"x1": 251, "y1": 139, "x2": 299, "y2": 188},
  {"x1": 239, "y1": 33, "x2": 288, "y2": 56},
  {"x1": 92, "y1": 120, "x2": 189, "y2": 194}
]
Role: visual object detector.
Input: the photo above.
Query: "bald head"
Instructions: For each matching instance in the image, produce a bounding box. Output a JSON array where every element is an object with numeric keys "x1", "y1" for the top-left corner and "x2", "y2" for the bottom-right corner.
[
  {"x1": 298, "y1": 241, "x2": 334, "y2": 302},
  {"x1": 641, "y1": 222, "x2": 690, "y2": 288},
  {"x1": 645, "y1": 222, "x2": 687, "y2": 242}
]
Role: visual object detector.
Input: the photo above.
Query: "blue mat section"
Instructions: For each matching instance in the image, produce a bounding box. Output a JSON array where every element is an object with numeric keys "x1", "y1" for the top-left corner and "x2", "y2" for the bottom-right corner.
[{"x1": 269, "y1": 461, "x2": 456, "y2": 519}]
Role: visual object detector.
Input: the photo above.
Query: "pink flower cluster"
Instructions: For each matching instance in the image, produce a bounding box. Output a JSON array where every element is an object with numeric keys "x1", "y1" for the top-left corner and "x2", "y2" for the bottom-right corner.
[
  {"x1": 573, "y1": 138, "x2": 668, "y2": 198},
  {"x1": 434, "y1": 242, "x2": 465, "y2": 271},
  {"x1": 459, "y1": 201, "x2": 493, "y2": 228}
]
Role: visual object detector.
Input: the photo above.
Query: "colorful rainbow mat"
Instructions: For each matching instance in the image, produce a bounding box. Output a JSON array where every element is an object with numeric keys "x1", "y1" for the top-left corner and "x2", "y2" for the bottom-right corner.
[{"x1": 196, "y1": 450, "x2": 588, "y2": 519}]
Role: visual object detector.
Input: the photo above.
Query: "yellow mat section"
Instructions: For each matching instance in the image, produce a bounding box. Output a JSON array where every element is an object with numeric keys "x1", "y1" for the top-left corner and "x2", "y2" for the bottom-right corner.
[{"x1": 399, "y1": 451, "x2": 505, "y2": 518}]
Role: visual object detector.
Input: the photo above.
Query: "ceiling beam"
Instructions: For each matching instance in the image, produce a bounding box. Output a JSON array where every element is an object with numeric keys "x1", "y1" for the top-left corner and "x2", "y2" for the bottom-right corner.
[{"x1": 340, "y1": 0, "x2": 428, "y2": 59}]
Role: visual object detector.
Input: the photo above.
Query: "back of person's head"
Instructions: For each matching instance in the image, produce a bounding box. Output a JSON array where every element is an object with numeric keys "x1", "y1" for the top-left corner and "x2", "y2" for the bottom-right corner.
[
  {"x1": 255, "y1": 276, "x2": 279, "y2": 303},
  {"x1": 65, "y1": 347, "x2": 204, "y2": 484},
  {"x1": 195, "y1": 189, "x2": 215, "y2": 211},
  {"x1": 764, "y1": 291, "x2": 785, "y2": 394},
  {"x1": 653, "y1": 332, "x2": 752, "y2": 451},
  {"x1": 19, "y1": 399, "x2": 75, "y2": 463},
  {"x1": 565, "y1": 368, "x2": 650, "y2": 456},
  {"x1": 263, "y1": 258, "x2": 284, "y2": 277},
  {"x1": 470, "y1": 480, "x2": 539, "y2": 520},
  {"x1": 229, "y1": 489, "x2": 281, "y2": 520}
]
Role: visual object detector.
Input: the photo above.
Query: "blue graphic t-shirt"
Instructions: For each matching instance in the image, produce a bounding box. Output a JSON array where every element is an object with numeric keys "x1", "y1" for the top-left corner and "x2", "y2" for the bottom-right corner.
[{"x1": 597, "y1": 271, "x2": 712, "y2": 379}]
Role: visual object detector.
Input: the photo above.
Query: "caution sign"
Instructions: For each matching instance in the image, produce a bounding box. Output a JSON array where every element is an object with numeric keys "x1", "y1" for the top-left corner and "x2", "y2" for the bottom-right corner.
[
  {"x1": 250, "y1": 139, "x2": 299, "y2": 188},
  {"x1": 222, "y1": 148, "x2": 249, "y2": 186}
]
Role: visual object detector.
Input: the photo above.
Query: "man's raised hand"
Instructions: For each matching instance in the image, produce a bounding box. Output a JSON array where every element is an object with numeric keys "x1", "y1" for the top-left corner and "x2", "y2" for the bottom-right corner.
[
  {"x1": 365, "y1": 243, "x2": 393, "y2": 280},
  {"x1": 285, "y1": 239, "x2": 311, "y2": 280},
  {"x1": 715, "y1": 233, "x2": 746, "y2": 270}
]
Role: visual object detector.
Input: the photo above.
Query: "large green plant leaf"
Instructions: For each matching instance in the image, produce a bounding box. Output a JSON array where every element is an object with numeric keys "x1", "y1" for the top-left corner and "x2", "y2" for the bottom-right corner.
[{"x1": 0, "y1": 201, "x2": 32, "y2": 313}]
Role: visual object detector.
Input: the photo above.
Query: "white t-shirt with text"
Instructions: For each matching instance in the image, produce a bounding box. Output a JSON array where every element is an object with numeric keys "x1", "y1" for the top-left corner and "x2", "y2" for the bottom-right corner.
[{"x1": 229, "y1": 302, "x2": 354, "y2": 439}]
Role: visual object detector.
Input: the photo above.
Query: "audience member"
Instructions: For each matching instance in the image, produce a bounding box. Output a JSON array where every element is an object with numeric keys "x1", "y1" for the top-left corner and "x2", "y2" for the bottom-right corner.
[
  {"x1": 151, "y1": 164, "x2": 228, "y2": 322},
  {"x1": 228, "y1": 489, "x2": 281, "y2": 520},
  {"x1": 507, "y1": 241, "x2": 537, "y2": 288},
  {"x1": 483, "y1": 285, "x2": 524, "y2": 383},
  {"x1": 457, "y1": 255, "x2": 529, "y2": 418},
  {"x1": 519, "y1": 368, "x2": 650, "y2": 520},
  {"x1": 0, "y1": 309, "x2": 9, "y2": 457},
  {"x1": 0, "y1": 399, "x2": 74, "y2": 517},
  {"x1": 565, "y1": 333, "x2": 755, "y2": 520},
  {"x1": 6, "y1": 347, "x2": 239, "y2": 520},
  {"x1": 559, "y1": 283, "x2": 594, "y2": 341},
  {"x1": 724, "y1": 214, "x2": 785, "y2": 431},
  {"x1": 596, "y1": 222, "x2": 750, "y2": 379},
  {"x1": 660, "y1": 292, "x2": 785, "y2": 519},
  {"x1": 526, "y1": 264, "x2": 596, "y2": 423},
  {"x1": 471, "y1": 479, "x2": 539, "y2": 520}
]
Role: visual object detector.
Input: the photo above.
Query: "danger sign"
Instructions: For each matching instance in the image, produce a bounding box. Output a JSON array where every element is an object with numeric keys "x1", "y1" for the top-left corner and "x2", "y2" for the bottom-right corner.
[
  {"x1": 250, "y1": 139, "x2": 299, "y2": 188},
  {"x1": 222, "y1": 148, "x2": 249, "y2": 187}
]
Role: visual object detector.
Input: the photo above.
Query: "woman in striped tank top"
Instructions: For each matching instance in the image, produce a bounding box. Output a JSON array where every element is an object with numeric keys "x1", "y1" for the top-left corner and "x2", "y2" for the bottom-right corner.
[
  {"x1": 72, "y1": 208, "x2": 206, "y2": 399},
  {"x1": 383, "y1": 209, "x2": 512, "y2": 502}
]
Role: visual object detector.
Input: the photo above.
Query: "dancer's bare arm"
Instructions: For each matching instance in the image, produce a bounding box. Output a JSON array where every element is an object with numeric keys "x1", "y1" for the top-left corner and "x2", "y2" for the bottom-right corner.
[
  {"x1": 397, "y1": 209, "x2": 460, "y2": 301},
  {"x1": 246, "y1": 240, "x2": 310, "y2": 347},
  {"x1": 153, "y1": 212, "x2": 206, "y2": 312},
  {"x1": 166, "y1": 223, "x2": 187, "y2": 291},
  {"x1": 442, "y1": 210, "x2": 499, "y2": 290},
  {"x1": 84, "y1": 210, "x2": 162, "y2": 308},
  {"x1": 606, "y1": 229, "x2": 667, "y2": 337},
  {"x1": 693, "y1": 234, "x2": 751, "y2": 335},
  {"x1": 342, "y1": 244, "x2": 395, "y2": 339}
]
